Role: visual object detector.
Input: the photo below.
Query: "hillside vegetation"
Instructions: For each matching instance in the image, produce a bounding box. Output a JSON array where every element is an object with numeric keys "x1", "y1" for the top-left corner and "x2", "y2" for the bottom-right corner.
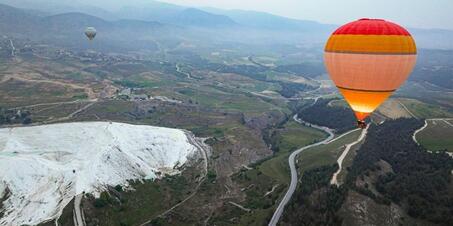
[
  {"x1": 282, "y1": 119, "x2": 453, "y2": 226},
  {"x1": 298, "y1": 99, "x2": 356, "y2": 133},
  {"x1": 347, "y1": 119, "x2": 453, "y2": 225}
]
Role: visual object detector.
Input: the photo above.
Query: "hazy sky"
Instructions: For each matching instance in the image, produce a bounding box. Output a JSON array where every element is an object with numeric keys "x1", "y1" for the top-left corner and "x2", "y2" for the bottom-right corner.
[
  {"x1": 159, "y1": 0, "x2": 453, "y2": 30},
  {"x1": 8, "y1": 0, "x2": 452, "y2": 29}
]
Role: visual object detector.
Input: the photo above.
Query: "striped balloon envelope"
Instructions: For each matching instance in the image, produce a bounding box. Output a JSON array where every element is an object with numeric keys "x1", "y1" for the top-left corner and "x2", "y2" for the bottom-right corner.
[{"x1": 324, "y1": 18, "x2": 417, "y2": 128}]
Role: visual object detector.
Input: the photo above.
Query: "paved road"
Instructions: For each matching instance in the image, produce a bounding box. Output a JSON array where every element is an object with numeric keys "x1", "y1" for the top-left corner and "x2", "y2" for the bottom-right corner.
[{"x1": 268, "y1": 115, "x2": 334, "y2": 226}]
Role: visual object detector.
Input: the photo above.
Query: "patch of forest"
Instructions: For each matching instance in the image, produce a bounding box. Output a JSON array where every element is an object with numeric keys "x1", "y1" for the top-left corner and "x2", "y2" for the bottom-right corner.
[
  {"x1": 282, "y1": 164, "x2": 346, "y2": 226},
  {"x1": 297, "y1": 99, "x2": 356, "y2": 133},
  {"x1": 0, "y1": 108, "x2": 32, "y2": 125},
  {"x1": 281, "y1": 119, "x2": 453, "y2": 226},
  {"x1": 277, "y1": 82, "x2": 313, "y2": 98},
  {"x1": 347, "y1": 118, "x2": 453, "y2": 225}
]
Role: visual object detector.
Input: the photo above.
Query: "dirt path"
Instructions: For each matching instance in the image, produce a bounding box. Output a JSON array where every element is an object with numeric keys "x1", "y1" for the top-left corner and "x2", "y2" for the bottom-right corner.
[
  {"x1": 176, "y1": 64, "x2": 191, "y2": 79},
  {"x1": 397, "y1": 99, "x2": 418, "y2": 119},
  {"x1": 73, "y1": 194, "x2": 85, "y2": 226},
  {"x1": 264, "y1": 184, "x2": 279, "y2": 197},
  {"x1": 441, "y1": 119, "x2": 453, "y2": 127},
  {"x1": 0, "y1": 74, "x2": 15, "y2": 84},
  {"x1": 247, "y1": 55, "x2": 269, "y2": 68},
  {"x1": 9, "y1": 39, "x2": 15, "y2": 57},
  {"x1": 330, "y1": 125, "x2": 369, "y2": 186},
  {"x1": 413, "y1": 118, "x2": 453, "y2": 144},
  {"x1": 229, "y1": 201, "x2": 251, "y2": 212},
  {"x1": 8, "y1": 99, "x2": 92, "y2": 111},
  {"x1": 45, "y1": 102, "x2": 96, "y2": 123},
  {"x1": 413, "y1": 120, "x2": 428, "y2": 144},
  {"x1": 3, "y1": 101, "x2": 97, "y2": 129}
]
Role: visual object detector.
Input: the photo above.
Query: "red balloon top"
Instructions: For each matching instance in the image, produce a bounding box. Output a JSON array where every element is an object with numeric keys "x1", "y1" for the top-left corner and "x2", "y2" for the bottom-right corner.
[{"x1": 333, "y1": 19, "x2": 411, "y2": 36}]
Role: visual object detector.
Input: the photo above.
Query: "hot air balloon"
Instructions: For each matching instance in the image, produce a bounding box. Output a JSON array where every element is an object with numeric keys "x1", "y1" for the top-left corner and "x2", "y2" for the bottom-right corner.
[
  {"x1": 324, "y1": 19, "x2": 417, "y2": 128},
  {"x1": 85, "y1": 27, "x2": 97, "y2": 41}
]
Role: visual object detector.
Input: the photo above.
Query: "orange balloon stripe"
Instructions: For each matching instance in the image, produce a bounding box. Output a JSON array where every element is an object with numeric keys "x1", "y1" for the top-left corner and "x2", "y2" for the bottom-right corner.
[
  {"x1": 325, "y1": 35, "x2": 416, "y2": 54},
  {"x1": 338, "y1": 87, "x2": 393, "y2": 114},
  {"x1": 324, "y1": 52, "x2": 417, "y2": 91}
]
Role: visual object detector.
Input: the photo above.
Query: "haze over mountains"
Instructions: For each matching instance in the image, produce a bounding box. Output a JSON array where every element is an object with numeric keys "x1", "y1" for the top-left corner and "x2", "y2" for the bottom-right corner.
[
  {"x1": 1, "y1": 1, "x2": 453, "y2": 225},
  {"x1": 1, "y1": 0, "x2": 452, "y2": 51}
]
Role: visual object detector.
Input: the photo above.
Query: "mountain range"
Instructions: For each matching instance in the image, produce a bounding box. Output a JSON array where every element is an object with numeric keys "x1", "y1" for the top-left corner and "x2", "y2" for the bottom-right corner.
[{"x1": 0, "y1": 0, "x2": 452, "y2": 52}]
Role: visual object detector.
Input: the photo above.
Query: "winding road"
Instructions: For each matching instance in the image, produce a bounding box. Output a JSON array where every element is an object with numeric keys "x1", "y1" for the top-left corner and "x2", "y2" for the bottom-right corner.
[
  {"x1": 268, "y1": 115, "x2": 334, "y2": 226},
  {"x1": 269, "y1": 114, "x2": 372, "y2": 225},
  {"x1": 413, "y1": 118, "x2": 453, "y2": 144},
  {"x1": 176, "y1": 64, "x2": 191, "y2": 79},
  {"x1": 413, "y1": 120, "x2": 428, "y2": 144}
]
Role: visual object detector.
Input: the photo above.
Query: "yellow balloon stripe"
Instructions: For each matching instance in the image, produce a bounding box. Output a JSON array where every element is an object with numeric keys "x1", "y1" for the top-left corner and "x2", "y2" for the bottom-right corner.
[{"x1": 338, "y1": 87, "x2": 393, "y2": 115}]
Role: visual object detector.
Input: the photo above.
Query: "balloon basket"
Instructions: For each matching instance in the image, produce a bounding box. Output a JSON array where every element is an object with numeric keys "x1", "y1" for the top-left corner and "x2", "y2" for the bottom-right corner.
[{"x1": 357, "y1": 120, "x2": 367, "y2": 129}]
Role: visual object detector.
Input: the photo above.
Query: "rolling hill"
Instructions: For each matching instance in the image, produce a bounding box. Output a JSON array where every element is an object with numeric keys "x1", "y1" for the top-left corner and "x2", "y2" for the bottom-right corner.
[
  {"x1": 169, "y1": 8, "x2": 238, "y2": 27},
  {"x1": 204, "y1": 8, "x2": 333, "y2": 31},
  {"x1": 0, "y1": 1, "x2": 452, "y2": 52}
]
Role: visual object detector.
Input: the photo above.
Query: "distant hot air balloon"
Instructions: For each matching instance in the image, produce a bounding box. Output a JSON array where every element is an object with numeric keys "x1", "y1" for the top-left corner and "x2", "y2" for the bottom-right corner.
[
  {"x1": 85, "y1": 27, "x2": 97, "y2": 41},
  {"x1": 324, "y1": 19, "x2": 417, "y2": 128}
]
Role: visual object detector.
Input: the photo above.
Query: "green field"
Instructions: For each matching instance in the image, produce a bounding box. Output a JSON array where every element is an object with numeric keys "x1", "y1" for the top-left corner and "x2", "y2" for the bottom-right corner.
[
  {"x1": 0, "y1": 79, "x2": 84, "y2": 108},
  {"x1": 398, "y1": 98, "x2": 453, "y2": 119},
  {"x1": 82, "y1": 163, "x2": 204, "y2": 226},
  {"x1": 297, "y1": 129, "x2": 362, "y2": 174},
  {"x1": 418, "y1": 120, "x2": 453, "y2": 152},
  {"x1": 209, "y1": 120, "x2": 327, "y2": 226},
  {"x1": 398, "y1": 81, "x2": 453, "y2": 109},
  {"x1": 237, "y1": 121, "x2": 327, "y2": 225},
  {"x1": 259, "y1": 121, "x2": 328, "y2": 184},
  {"x1": 219, "y1": 126, "x2": 361, "y2": 226}
]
